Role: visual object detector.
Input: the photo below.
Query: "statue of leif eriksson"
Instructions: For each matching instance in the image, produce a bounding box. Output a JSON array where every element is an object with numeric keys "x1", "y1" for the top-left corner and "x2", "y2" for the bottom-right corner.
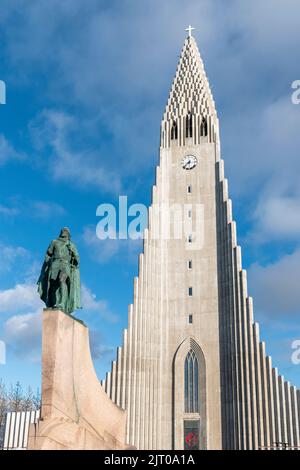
[{"x1": 38, "y1": 227, "x2": 81, "y2": 315}]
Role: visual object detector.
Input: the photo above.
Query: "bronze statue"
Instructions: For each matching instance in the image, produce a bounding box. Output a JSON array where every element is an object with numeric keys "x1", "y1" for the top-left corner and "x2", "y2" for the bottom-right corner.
[{"x1": 38, "y1": 227, "x2": 81, "y2": 314}]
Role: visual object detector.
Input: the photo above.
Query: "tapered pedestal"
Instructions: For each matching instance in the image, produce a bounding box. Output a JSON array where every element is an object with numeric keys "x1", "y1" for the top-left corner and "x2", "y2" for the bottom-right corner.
[{"x1": 28, "y1": 309, "x2": 128, "y2": 450}]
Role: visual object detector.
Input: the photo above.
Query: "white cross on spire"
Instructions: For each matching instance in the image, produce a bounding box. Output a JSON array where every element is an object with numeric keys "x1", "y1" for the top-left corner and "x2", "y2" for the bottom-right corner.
[{"x1": 186, "y1": 25, "x2": 195, "y2": 37}]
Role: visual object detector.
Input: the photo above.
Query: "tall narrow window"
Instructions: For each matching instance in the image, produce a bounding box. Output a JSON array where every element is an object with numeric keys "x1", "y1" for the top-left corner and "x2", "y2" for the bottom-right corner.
[
  {"x1": 188, "y1": 260, "x2": 192, "y2": 270},
  {"x1": 188, "y1": 287, "x2": 193, "y2": 296},
  {"x1": 187, "y1": 185, "x2": 192, "y2": 194},
  {"x1": 184, "y1": 350, "x2": 199, "y2": 413},
  {"x1": 171, "y1": 121, "x2": 178, "y2": 140},
  {"x1": 200, "y1": 117, "x2": 208, "y2": 137},
  {"x1": 186, "y1": 113, "x2": 193, "y2": 138}
]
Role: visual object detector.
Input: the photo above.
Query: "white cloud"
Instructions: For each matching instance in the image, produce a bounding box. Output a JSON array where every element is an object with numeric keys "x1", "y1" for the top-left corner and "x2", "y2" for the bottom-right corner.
[
  {"x1": 4, "y1": 310, "x2": 42, "y2": 361},
  {"x1": 89, "y1": 329, "x2": 115, "y2": 361},
  {"x1": 248, "y1": 247, "x2": 300, "y2": 318},
  {"x1": 0, "y1": 244, "x2": 29, "y2": 273},
  {"x1": 0, "y1": 199, "x2": 66, "y2": 220},
  {"x1": 0, "y1": 205, "x2": 19, "y2": 216},
  {"x1": 30, "y1": 200, "x2": 66, "y2": 219},
  {"x1": 82, "y1": 225, "x2": 142, "y2": 265},
  {"x1": 83, "y1": 226, "x2": 120, "y2": 263},
  {"x1": 0, "y1": 283, "x2": 42, "y2": 313},
  {"x1": 252, "y1": 196, "x2": 300, "y2": 242},
  {"x1": 226, "y1": 96, "x2": 300, "y2": 244},
  {"x1": 81, "y1": 284, "x2": 118, "y2": 323},
  {"x1": 232, "y1": 0, "x2": 300, "y2": 57},
  {"x1": 0, "y1": 134, "x2": 24, "y2": 166},
  {"x1": 29, "y1": 109, "x2": 122, "y2": 194}
]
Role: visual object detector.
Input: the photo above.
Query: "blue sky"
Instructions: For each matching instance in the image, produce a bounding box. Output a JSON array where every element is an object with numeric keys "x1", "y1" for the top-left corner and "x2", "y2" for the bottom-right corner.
[{"x1": 0, "y1": 0, "x2": 300, "y2": 391}]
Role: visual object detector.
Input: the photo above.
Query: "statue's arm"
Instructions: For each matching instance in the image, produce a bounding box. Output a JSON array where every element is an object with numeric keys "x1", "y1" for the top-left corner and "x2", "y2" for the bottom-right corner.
[{"x1": 45, "y1": 241, "x2": 55, "y2": 263}]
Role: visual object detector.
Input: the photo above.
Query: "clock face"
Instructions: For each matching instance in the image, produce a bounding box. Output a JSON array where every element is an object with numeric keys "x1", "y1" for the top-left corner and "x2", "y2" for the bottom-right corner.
[{"x1": 181, "y1": 155, "x2": 197, "y2": 170}]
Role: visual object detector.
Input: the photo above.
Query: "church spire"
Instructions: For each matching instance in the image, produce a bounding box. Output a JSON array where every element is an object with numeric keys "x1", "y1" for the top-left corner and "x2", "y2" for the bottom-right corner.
[{"x1": 161, "y1": 31, "x2": 218, "y2": 148}]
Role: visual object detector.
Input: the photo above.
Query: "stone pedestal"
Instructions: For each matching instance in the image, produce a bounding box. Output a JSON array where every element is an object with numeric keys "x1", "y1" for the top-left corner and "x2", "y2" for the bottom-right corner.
[{"x1": 28, "y1": 309, "x2": 128, "y2": 450}]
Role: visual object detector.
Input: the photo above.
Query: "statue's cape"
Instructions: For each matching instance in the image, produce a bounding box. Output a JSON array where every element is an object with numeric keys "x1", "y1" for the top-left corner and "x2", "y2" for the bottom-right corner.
[
  {"x1": 37, "y1": 261, "x2": 50, "y2": 305},
  {"x1": 67, "y1": 265, "x2": 82, "y2": 314},
  {"x1": 37, "y1": 261, "x2": 82, "y2": 314}
]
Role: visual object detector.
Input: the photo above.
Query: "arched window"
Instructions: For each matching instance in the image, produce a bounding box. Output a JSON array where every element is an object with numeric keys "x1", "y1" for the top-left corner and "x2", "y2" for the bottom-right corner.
[
  {"x1": 186, "y1": 113, "x2": 193, "y2": 138},
  {"x1": 171, "y1": 121, "x2": 178, "y2": 140},
  {"x1": 200, "y1": 117, "x2": 208, "y2": 137},
  {"x1": 184, "y1": 349, "x2": 199, "y2": 413}
]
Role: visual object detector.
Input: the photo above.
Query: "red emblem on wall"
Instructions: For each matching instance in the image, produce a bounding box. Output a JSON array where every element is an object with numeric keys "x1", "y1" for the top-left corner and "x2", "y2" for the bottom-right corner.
[{"x1": 185, "y1": 432, "x2": 198, "y2": 448}]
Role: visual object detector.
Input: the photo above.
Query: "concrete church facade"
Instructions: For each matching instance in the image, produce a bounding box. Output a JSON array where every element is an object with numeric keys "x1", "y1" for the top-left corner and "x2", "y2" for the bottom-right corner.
[{"x1": 101, "y1": 32, "x2": 300, "y2": 450}]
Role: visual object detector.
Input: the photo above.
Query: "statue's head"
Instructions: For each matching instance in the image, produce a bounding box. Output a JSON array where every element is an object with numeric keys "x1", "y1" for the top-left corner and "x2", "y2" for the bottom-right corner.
[{"x1": 59, "y1": 227, "x2": 71, "y2": 240}]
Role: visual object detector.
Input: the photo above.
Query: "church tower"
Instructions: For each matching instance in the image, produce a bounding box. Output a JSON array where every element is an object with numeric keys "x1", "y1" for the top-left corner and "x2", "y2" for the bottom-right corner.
[{"x1": 102, "y1": 30, "x2": 300, "y2": 450}]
